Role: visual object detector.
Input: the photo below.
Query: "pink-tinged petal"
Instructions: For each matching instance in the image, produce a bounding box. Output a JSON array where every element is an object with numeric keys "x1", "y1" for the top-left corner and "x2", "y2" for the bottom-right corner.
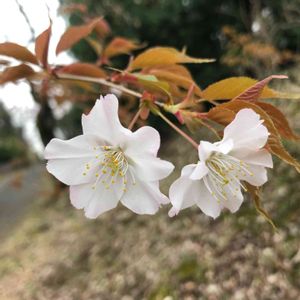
[
  {"x1": 122, "y1": 126, "x2": 160, "y2": 157},
  {"x1": 232, "y1": 148, "x2": 273, "y2": 168},
  {"x1": 168, "y1": 176, "x2": 198, "y2": 216},
  {"x1": 190, "y1": 161, "x2": 209, "y2": 180},
  {"x1": 82, "y1": 94, "x2": 130, "y2": 145},
  {"x1": 194, "y1": 181, "x2": 222, "y2": 219},
  {"x1": 45, "y1": 135, "x2": 101, "y2": 185},
  {"x1": 130, "y1": 156, "x2": 174, "y2": 181},
  {"x1": 70, "y1": 181, "x2": 121, "y2": 219},
  {"x1": 120, "y1": 179, "x2": 164, "y2": 215},
  {"x1": 238, "y1": 165, "x2": 268, "y2": 187},
  {"x1": 198, "y1": 141, "x2": 217, "y2": 162},
  {"x1": 222, "y1": 108, "x2": 269, "y2": 150}
]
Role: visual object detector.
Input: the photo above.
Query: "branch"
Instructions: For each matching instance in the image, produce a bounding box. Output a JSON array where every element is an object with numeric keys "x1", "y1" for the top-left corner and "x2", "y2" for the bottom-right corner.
[
  {"x1": 15, "y1": 0, "x2": 35, "y2": 43},
  {"x1": 56, "y1": 73, "x2": 143, "y2": 98}
]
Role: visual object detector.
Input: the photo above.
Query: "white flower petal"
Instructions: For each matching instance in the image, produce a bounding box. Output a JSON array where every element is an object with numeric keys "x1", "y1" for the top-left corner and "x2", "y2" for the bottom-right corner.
[
  {"x1": 232, "y1": 148, "x2": 273, "y2": 168},
  {"x1": 45, "y1": 135, "x2": 101, "y2": 185},
  {"x1": 130, "y1": 156, "x2": 174, "y2": 181},
  {"x1": 219, "y1": 182, "x2": 244, "y2": 213},
  {"x1": 70, "y1": 182, "x2": 121, "y2": 219},
  {"x1": 122, "y1": 126, "x2": 161, "y2": 157},
  {"x1": 222, "y1": 108, "x2": 269, "y2": 150},
  {"x1": 181, "y1": 164, "x2": 197, "y2": 176},
  {"x1": 81, "y1": 94, "x2": 130, "y2": 145},
  {"x1": 198, "y1": 141, "x2": 218, "y2": 161},
  {"x1": 190, "y1": 161, "x2": 209, "y2": 180},
  {"x1": 168, "y1": 176, "x2": 198, "y2": 215},
  {"x1": 238, "y1": 164, "x2": 268, "y2": 187},
  {"x1": 194, "y1": 181, "x2": 222, "y2": 219},
  {"x1": 215, "y1": 138, "x2": 234, "y2": 154},
  {"x1": 120, "y1": 179, "x2": 163, "y2": 215}
]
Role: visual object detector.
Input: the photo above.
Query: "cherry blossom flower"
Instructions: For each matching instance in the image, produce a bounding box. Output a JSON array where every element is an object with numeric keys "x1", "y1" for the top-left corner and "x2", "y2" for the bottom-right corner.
[
  {"x1": 44, "y1": 94, "x2": 174, "y2": 218},
  {"x1": 169, "y1": 108, "x2": 273, "y2": 219}
]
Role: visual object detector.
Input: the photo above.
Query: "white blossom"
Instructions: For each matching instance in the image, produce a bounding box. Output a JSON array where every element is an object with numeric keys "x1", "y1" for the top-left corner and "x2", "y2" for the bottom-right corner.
[
  {"x1": 45, "y1": 94, "x2": 174, "y2": 218},
  {"x1": 169, "y1": 108, "x2": 273, "y2": 219}
]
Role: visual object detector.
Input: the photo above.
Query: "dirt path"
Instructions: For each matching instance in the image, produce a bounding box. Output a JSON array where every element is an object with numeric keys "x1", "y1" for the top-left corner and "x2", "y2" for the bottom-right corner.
[{"x1": 0, "y1": 163, "x2": 46, "y2": 240}]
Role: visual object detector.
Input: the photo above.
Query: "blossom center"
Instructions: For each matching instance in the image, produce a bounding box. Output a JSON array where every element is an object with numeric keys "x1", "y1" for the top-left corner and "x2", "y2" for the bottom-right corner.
[
  {"x1": 83, "y1": 145, "x2": 135, "y2": 191},
  {"x1": 204, "y1": 152, "x2": 253, "y2": 203}
]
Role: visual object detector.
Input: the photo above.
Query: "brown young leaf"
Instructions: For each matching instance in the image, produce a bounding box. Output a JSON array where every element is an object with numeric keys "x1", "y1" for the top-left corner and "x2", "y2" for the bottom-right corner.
[
  {"x1": 56, "y1": 18, "x2": 103, "y2": 55},
  {"x1": 0, "y1": 42, "x2": 38, "y2": 65},
  {"x1": 35, "y1": 24, "x2": 52, "y2": 68},
  {"x1": 103, "y1": 37, "x2": 143, "y2": 58},
  {"x1": 219, "y1": 100, "x2": 300, "y2": 172},
  {"x1": 128, "y1": 47, "x2": 215, "y2": 71},
  {"x1": 207, "y1": 106, "x2": 235, "y2": 125},
  {"x1": 0, "y1": 64, "x2": 35, "y2": 84},
  {"x1": 56, "y1": 63, "x2": 107, "y2": 78},
  {"x1": 232, "y1": 75, "x2": 288, "y2": 101},
  {"x1": 94, "y1": 18, "x2": 111, "y2": 38},
  {"x1": 246, "y1": 183, "x2": 277, "y2": 230},
  {"x1": 134, "y1": 73, "x2": 171, "y2": 100},
  {"x1": 256, "y1": 102, "x2": 300, "y2": 140},
  {"x1": 202, "y1": 77, "x2": 280, "y2": 101},
  {"x1": 142, "y1": 65, "x2": 202, "y2": 96}
]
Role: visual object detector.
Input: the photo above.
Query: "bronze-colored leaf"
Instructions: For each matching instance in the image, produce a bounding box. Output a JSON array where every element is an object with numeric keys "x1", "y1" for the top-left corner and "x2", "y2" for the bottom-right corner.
[
  {"x1": 57, "y1": 63, "x2": 107, "y2": 78},
  {"x1": 0, "y1": 42, "x2": 38, "y2": 65},
  {"x1": 56, "y1": 18, "x2": 103, "y2": 55},
  {"x1": 202, "y1": 77, "x2": 280, "y2": 101},
  {"x1": 129, "y1": 47, "x2": 215, "y2": 71},
  {"x1": 256, "y1": 102, "x2": 300, "y2": 140},
  {"x1": 103, "y1": 37, "x2": 143, "y2": 58},
  {"x1": 207, "y1": 106, "x2": 235, "y2": 125},
  {"x1": 35, "y1": 24, "x2": 52, "y2": 67},
  {"x1": 233, "y1": 75, "x2": 287, "y2": 101},
  {"x1": 142, "y1": 65, "x2": 202, "y2": 96},
  {"x1": 0, "y1": 64, "x2": 35, "y2": 84},
  {"x1": 246, "y1": 183, "x2": 277, "y2": 230}
]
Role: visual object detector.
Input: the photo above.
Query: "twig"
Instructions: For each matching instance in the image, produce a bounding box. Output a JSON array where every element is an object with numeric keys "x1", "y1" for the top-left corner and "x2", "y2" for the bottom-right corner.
[{"x1": 15, "y1": 0, "x2": 35, "y2": 43}]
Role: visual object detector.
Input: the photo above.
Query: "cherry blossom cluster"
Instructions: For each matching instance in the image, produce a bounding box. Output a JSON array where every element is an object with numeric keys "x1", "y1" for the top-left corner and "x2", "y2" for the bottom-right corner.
[{"x1": 44, "y1": 94, "x2": 272, "y2": 219}]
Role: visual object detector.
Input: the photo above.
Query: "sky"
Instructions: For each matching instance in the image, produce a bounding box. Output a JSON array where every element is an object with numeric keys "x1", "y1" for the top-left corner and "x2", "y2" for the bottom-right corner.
[{"x1": 0, "y1": 0, "x2": 73, "y2": 155}]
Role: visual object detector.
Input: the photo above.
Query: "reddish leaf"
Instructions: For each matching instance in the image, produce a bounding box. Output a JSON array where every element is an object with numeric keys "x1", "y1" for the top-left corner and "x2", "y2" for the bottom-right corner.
[
  {"x1": 94, "y1": 19, "x2": 111, "y2": 38},
  {"x1": 0, "y1": 64, "x2": 35, "y2": 84},
  {"x1": 35, "y1": 24, "x2": 52, "y2": 67},
  {"x1": 103, "y1": 37, "x2": 143, "y2": 58},
  {"x1": 207, "y1": 107, "x2": 235, "y2": 125},
  {"x1": 129, "y1": 47, "x2": 215, "y2": 71},
  {"x1": 256, "y1": 102, "x2": 300, "y2": 140},
  {"x1": 56, "y1": 18, "x2": 103, "y2": 55},
  {"x1": 233, "y1": 75, "x2": 288, "y2": 101},
  {"x1": 57, "y1": 63, "x2": 107, "y2": 78},
  {"x1": 0, "y1": 42, "x2": 38, "y2": 65},
  {"x1": 202, "y1": 77, "x2": 279, "y2": 101},
  {"x1": 142, "y1": 65, "x2": 202, "y2": 97}
]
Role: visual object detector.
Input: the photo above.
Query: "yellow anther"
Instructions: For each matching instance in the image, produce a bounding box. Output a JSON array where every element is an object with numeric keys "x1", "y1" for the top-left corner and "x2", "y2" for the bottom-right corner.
[
  {"x1": 95, "y1": 173, "x2": 99, "y2": 177},
  {"x1": 83, "y1": 172, "x2": 87, "y2": 176}
]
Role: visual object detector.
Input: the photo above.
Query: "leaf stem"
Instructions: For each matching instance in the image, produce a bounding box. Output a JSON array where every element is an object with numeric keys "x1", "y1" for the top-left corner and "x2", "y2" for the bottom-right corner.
[
  {"x1": 128, "y1": 108, "x2": 142, "y2": 130},
  {"x1": 157, "y1": 111, "x2": 199, "y2": 149}
]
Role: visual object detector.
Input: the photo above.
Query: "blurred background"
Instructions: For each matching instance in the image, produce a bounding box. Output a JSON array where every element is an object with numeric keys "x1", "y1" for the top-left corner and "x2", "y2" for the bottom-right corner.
[{"x1": 0, "y1": 0, "x2": 299, "y2": 299}]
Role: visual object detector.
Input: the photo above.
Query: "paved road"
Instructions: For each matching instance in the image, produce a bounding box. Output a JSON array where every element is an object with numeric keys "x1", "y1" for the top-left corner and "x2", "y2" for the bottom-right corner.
[{"x1": 0, "y1": 163, "x2": 46, "y2": 240}]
